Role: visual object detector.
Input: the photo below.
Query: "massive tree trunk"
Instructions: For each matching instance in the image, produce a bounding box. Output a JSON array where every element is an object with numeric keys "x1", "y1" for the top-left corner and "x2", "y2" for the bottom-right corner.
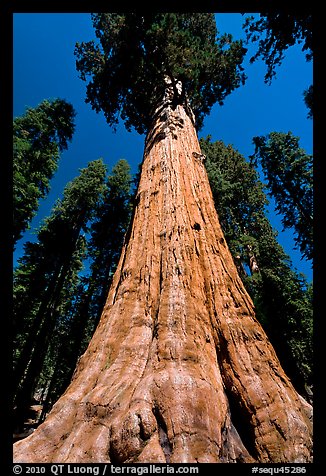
[{"x1": 14, "y1": 86, "x2": 312, "y2": 463}]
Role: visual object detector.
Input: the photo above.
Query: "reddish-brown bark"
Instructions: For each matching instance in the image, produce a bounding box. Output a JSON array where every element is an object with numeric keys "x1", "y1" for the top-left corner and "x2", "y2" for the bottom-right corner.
[{"x1": 13, "y1": 96, "x2": 312, "y2": 463}]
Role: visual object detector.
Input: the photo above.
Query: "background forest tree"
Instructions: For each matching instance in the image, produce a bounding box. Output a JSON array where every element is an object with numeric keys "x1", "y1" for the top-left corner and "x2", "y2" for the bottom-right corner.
[
  {"x1": 251, "y1": 132, "x2": 313, "y2": 261},
  {"x1": 13, "y1": 98, "x2": 76, "y2": 248},
  {"x1": 37, "y1": 159, "x2": 133, "y2": 421},
  {"x1": 13, "y1": 158, "x2": 107, "y2": 429},
  {"x1": 201, "y1": 137, "x2": 313, "y2": 396},
  {"x1": 13, "y1": 11, "x2": 313, "y2": 449}
]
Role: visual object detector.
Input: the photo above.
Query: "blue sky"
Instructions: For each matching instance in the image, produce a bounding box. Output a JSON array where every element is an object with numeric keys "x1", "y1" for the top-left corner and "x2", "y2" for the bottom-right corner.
[{"x1": 13, "y1": 13, "x2": 313, "y2": 282}]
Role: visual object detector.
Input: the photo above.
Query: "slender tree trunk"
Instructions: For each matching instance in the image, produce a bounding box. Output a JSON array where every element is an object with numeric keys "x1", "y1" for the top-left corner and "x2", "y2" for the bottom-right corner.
[
  {"x1": 38, "y1": 357, "x2": 63, "y2": 425},
  {"x1": 94, "y1": 260, "x2": 114, "y2": 329},
  {"x1": 14, "y1": 93, "x2": 312, "y2": 463},
  {"x1": 14, "y1": 228, "x2": 84, "y2": 429},
  {"x1": 13, "y1": 261, "x2": 63, "y2": 397},
  {"x1": 13, "y1": 222, "x2": 82, "y2": 398},
  {"x1": 13, "y1": 302, "x2": 62, "y2": 431}
]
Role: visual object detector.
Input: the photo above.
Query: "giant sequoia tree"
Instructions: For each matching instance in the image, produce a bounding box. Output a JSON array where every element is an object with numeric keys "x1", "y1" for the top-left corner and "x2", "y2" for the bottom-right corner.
[{"x1": 14, "y1": 13, "x2": 312, "y2": 463}]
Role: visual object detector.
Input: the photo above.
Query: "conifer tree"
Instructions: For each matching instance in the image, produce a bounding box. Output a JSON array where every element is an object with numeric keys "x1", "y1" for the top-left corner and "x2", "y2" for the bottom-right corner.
[
  {"x1": 201, "y1": 136, "x2": 313, "y2": 396},
  {"x1": 13, "y1": 159, "x2": 107, "y2": 430},
  {"x1": 86, "y1": 159, "x2": 133, "y2": 327},
  {"x1": 13, "y1": 99, "x2": 76, "y2": 247},
  {"x1": 251, "y1": 132, "x2": 313, "y2": 261}
]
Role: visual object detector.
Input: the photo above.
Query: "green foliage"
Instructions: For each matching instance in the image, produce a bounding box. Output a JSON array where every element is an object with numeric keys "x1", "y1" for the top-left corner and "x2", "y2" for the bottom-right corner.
[
  {"x1": 13, "y1": 99, "x2": 76, "y2": 246},
  {"x1": 14, "y1": 158, "x2": 107, "y2": 351},
  {"x1": 201, "y1": 136, "x2": 312, "y2": 393},
  {"x1": 87, "y1": 159, "x2": 133, "y2": 310},
  {"x1": 75, "y1": 13, "x2": 247, "y2": 133},
  {"x1": 39, "y1": 158, "x2": 107, "y2": 237},
  {"x1": 243, "y1": 12, "x2": 312, "y2": 84},
  {"x1": 13, "y1": 159, "x2": 107, "y2": 427},
  {"x1": 251, "y1": 132, "x2": 313, "y2": 261},
  {"x1": 201, "y1": 136, "x2": 267, "y2": 268}
]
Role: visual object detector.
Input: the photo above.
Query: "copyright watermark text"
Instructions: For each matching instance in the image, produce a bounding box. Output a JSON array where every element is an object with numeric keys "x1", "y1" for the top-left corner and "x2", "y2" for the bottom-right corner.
[{"x1": 12, "y1": 465, "x2": 199, "y2": 476}]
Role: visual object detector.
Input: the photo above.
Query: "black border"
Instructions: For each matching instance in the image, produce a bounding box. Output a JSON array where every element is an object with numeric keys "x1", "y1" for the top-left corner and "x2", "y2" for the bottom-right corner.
[{"x1": 2, "y1": 1, "x2": 320, "y2": 472}]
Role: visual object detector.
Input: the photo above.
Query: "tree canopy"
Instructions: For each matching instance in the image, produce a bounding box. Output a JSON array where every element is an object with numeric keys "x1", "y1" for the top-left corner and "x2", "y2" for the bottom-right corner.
[
  {"x1": 75, "y1": 13, "x2": 247, "y2": 133},
  {"x1": 243, "y1": 12, "x2": 312, "y2": 84},
  {"x1": 251, "y1": 132, "x2": 313, "y2": 261},
  {"x1": 13, "y1": 99, "x2": 76, "y2": 247}
]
